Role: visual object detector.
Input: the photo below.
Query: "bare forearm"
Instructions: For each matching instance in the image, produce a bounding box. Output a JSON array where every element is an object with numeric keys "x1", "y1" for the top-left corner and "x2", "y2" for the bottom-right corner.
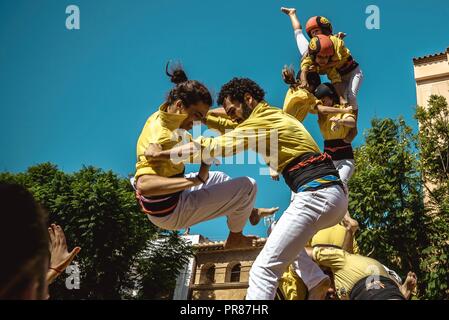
[
  {"x1": 288, "y1": 13, "x2": 302, "y2": 31},
  {"x1": 137, "y1": 174, "x2": 199, "y2": 197},
  {"x1": 339, "y1": 118, "x2": 356, "y2": 128},
  {"x1": 316, "y1": 105, "x2": 350, "y2": 115},
  {"x1": 46, "y1": 270, "x2": 59, "y2": 285}
]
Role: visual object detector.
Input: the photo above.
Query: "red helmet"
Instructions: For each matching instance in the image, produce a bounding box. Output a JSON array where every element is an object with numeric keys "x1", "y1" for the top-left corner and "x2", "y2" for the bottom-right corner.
[
  {"x1": 308, "y1": 35, "x2": 335, "y2": 57},
  {"x1": 305, "y1": 16, "x2": 333, "y2": 38}
]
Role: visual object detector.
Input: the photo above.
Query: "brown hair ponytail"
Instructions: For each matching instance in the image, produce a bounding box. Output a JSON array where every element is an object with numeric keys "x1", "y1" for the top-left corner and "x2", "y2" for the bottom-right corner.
[{"x1": 165, "y1": 62, "x2": 213, "y2": 107}]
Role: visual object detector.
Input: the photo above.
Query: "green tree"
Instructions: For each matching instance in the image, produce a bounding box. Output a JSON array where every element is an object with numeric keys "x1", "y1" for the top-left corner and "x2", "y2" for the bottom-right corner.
[
  {"x1": 415, "y1": 95, "x2": 449, "y2": 299},
  {"x1": 125, "y1": 232, "x2": 195, "y2": 300},
  {"x1": 0, "y1": 164, "x2": 193, "y2": 299},
  {"x1": 348, "y1": 118, "x2": 429, "y2": 296}
]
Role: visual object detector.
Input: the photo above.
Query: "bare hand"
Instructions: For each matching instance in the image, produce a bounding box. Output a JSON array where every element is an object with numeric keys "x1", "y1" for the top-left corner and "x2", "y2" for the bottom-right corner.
[
  {"x1": 344, "y1": 106, "x2": 354, "y2": 114},
  {"x1": 336, "y1": 32, "x2": 347, "y2": 39},
  {"x1": 281, "y1": 7, "x2": 296, "y2": 16},
  {"x1": 270, "y1": 168, "x2": 280, "y2": 181},
  {"x1": 342, "y1": 214, "x2": 359, "y2": 234},
  {"x1": 48, "y1": 224, "x2": 81, "y2": 283}
]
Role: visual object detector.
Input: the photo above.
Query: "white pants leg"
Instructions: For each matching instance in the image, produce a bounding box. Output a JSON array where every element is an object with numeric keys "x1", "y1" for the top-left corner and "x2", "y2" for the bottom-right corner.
[
  {"x1": 292, "y1": 249, "x2": 329, "y2": 291},
  {"x1": 268, "y1": 202, "x2": 329, "y2": 291},
  {"x1": 147, "y1": 171, "x2": 257, "y2": 233},
  {"x1": 333, "y1": 159, "x2": 356, "y2": 190},
  {"x1": 342, "y1": 66, "x2": 364, "y2": 111},
  {"x1": 246, "y1": 185, "x2": 347, "y2": 300}
]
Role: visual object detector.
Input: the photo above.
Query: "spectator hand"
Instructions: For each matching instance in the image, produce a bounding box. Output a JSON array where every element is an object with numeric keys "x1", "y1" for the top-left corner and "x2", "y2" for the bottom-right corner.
[{"x1": 47, "y1": 224, "x2": 81, "y2": 284}]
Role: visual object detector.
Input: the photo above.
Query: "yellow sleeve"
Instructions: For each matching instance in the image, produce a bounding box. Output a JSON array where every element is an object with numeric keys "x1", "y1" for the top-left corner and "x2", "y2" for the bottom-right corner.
[
  {"x1": 205, "y1": 114, "x2": 238, "y2": 135},
  {"x1": 199, "y1": 120, "x2": 267, "y2": 159},
  {"x1": 331, "y1": 37, "x2": 351, "y2": 61},
  {"x1": 313, "y1": 247, "x2": 346, "y2": 270},
  {"x1": 283, "y1": 89, "x2": 318, "y2": 114},
  {"x1": 327, "y1": 67, "x2": 342, "y2": 84},
  {"x1": 301, "y1": 56, "x2": 314, "y2": 71}
]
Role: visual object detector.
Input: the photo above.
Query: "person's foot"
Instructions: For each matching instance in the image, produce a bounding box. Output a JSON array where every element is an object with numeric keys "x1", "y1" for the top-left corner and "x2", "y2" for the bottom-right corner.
[
  {"x1": 308, "y1": 277, "x2": 331, "y2": 300},
  {"x1": 281, "y1": 7, "x2": 296, "y2": 16},
  {"x1": 224, "y1": 232, "x2": 258, "y2": 250},
  {"x1": 249, "y1": 207, "x2": 280, "y2": 226},
  {"x1": 400, "y1": 272, "x2": 417, "y2": 300}
]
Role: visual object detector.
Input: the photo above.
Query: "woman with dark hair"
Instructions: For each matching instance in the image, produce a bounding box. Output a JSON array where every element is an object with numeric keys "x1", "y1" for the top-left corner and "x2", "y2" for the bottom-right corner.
[
  {"x1": 0, "y1": 183, "x2": 79, "y2": 300},
  {"x1": 146, "y1": 77, "x2": 348, "y2": 300},
  {"x1": 133, "y1": 64, "x2": 277, "y2": 249}
]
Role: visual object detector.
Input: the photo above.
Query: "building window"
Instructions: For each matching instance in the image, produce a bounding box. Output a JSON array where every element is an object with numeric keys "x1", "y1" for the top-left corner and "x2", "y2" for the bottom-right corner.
[
  {"x1": 230, "y1": 264, "x2": 241, "y2": 283},
  {"x1": 200, "y1": 264, "x2": 216, "y2": 284}
]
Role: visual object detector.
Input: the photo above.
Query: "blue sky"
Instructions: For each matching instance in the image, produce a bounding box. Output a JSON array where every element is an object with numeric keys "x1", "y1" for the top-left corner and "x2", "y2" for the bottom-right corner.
[{"x1": 1, "y1": 0, "x2": 448, "y2": 240}]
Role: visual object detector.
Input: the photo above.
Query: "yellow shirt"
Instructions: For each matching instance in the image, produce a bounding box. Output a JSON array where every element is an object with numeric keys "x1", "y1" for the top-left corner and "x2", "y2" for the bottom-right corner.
[
  {"x1": 205, "y1": 113, "x2": 238, "y2": 135},
  {"x1": 317, "y1": 105, "x2": 356, "y2": 141},
  {"x1": 310, "y1": 223, "x2": 360, "y2": 254},
  {"x1": 301, "y1": 35, "x2": 353, "y2": 84},
  {"x1": 135, "y1": 103, "x2": 190, "y2": 179},
  {"x1": 283, "y1": 88, "x2": 319, "y2": 123},
  {"x1": 278, "y1": 265, "x2": 308, "y2": 300},
  {"x1": 313, "y1": 247, "x2": 389, "y2": 300},
  {"x1": 199, "y1": 101, "x2": 321, "y2": 173}
]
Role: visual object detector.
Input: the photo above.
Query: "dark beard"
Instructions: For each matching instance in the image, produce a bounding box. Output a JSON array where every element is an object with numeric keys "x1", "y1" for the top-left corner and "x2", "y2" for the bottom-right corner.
[{"x1": 241, "y1": 103, "x2": 253, "y2": 122}]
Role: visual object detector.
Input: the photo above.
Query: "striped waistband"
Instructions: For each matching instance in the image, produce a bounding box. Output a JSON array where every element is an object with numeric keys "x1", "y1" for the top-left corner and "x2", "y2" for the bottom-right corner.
[
  {"x1": 136, "y1": 192, "x2": 181, "y2": 217},
  {"x1": 297, "y1": 175, "x2": 342, "y2": 193},
  {"x1": 337, "y1": 56, "x2": 359, "y2": 76}
]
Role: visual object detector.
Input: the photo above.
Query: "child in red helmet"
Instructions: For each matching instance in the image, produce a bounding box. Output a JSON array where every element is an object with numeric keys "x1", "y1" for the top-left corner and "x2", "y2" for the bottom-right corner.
[
  {"x1": 300, "y1": 34, "x2": 363, "y2": 143},
  {"x1": 281, "y1": 8, "x2": 346, "y2": 57},
  {"x1": 281, "y1": 8, "x2": 361, "y2": 143}
]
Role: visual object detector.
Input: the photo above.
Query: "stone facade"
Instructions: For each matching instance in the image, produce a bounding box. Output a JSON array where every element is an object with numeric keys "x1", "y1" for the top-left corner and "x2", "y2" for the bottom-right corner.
[
  {"x1": 413, "y1": 47, "x2": 449, "y2": 108},
  {"x1": 413, "y1": 47, "x2": 449, "y2": 203},
  {"x1": 188, "y1": 238, "x2": 267, "y2": 300}
]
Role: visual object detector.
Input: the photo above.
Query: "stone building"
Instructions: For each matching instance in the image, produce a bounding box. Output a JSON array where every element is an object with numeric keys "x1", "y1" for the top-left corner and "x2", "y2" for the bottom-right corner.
[
  {"x1": 413, "y1": 47, "x2": 449, "y2": 108},
  {"x1": 413, "y1": 47, "x2": 449, "y2": 202},
  {"x1": 173, "y1": 235, "x2": 267, "y2": 300}
]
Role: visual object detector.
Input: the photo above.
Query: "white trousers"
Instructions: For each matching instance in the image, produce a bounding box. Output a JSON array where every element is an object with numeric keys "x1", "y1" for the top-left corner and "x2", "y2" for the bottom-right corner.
[
  {"x1": 333, "y1": 159, "x2": 356, "y2": 190},
  {"x1": 247, "y1": 185, "x2": 348, "y2": 300},
  {"x1": 147, "y1": 171, "x2": 257, "y2": 233},
  {"x1": 341, "y1": 66, "x2": 364, "y2": 111},
  {"x1": 291, "y1": 159, "x2": 355, "y2": 290},
  {"x1": 267, "y1": 219, "x2": 329, "y2": 292}
]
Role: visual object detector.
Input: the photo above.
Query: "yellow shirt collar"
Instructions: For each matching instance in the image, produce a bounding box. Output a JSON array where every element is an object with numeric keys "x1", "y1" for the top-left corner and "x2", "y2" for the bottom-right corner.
[
  {"x1": 246, "y1": 101, "x2": 269, "y2": 120},
  {"x1": 158, "y1": 103, "x2": 188, "y2": 131}
]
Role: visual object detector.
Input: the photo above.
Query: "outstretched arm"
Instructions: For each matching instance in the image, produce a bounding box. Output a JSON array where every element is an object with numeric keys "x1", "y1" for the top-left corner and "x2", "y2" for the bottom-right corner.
[
  {"x1": 281, "y1": 7, "x2": 308, "y2": 57},
  {"x1": 330, "y1": 116, "x2": 356, "y2": 128},
  {"x1": 316, "y1": 104, "x2": 353, "y2": 115},
  {"x1": 281, "y1": 7, "x2": 301, "y2": 30}
]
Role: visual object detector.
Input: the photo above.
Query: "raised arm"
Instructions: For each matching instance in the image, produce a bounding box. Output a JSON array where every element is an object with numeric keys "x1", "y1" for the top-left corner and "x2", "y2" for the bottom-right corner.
[
  {"x1": 281, "y1": 7, "x2": 301, "y2": 31},
  {"x1": 281, "y1": 7, "x2": 309, "y2": 56}
]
